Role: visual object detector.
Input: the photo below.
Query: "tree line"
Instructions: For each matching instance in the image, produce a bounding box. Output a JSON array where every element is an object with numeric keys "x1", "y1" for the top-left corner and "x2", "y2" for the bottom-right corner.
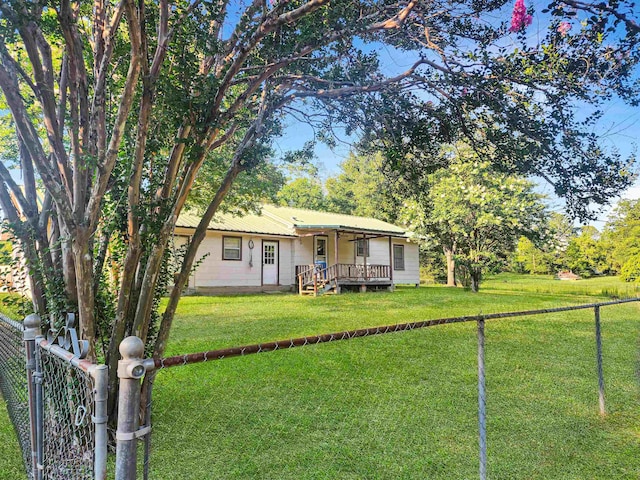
[{"x1": 513, "y1": 200, "x2": 640, "y2": 282}]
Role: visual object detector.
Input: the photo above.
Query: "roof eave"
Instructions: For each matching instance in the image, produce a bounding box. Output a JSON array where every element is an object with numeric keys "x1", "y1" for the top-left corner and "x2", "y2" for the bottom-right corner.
[
  {"x1": 293, "y1": 224, "x2": 408, "y2": 237},
  {"x1": 175, "y1": 225, "x2": 297, "y2": 238}
]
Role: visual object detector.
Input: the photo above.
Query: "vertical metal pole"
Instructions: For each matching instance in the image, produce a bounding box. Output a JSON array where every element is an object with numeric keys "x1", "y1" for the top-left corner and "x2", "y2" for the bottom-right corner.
[
  {"x1": 33, "y1": 335, "x2": 44, "y2": 480},
  {"x1": 115, "y1": 336, "x2": 145, "y2": 480},
  {"x1": 594, "y1": 306, "x2": 606, "y2": 416},
  {"x1": 91, "y1": 365, "x2": 108, "y2": 480},
  {"x1": 23, "y1": 314, "x2": 41, "y2": 480},
  {"x1": 477, "y1": 317, "x2": 487, "y2": 480},
  {"x1": 143, "y1": 375, "x2": 154, "y2": 480}
]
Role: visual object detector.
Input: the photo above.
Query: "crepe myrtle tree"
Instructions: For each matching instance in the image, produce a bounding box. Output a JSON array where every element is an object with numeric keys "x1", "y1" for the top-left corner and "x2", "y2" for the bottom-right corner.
[{"x1": 0, "y1": 0, "x2": 638, "y2": 418}]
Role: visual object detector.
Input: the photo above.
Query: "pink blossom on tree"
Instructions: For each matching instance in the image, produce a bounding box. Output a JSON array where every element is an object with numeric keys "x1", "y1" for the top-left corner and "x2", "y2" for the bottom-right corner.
[
  {"x1": 509, "y1": 0, "x2": 533, "y2": 32},
  {"x1": 557, "y1": 21, "x2": 571, "y2": 36}
]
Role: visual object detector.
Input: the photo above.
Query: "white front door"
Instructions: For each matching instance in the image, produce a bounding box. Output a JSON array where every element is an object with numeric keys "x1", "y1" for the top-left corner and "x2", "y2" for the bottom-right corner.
[
  {"x1": 262, "y1": 241, "x2": 278, "y2": 285},
  {"x1": 314, "y1": 236, "x2": 328, "y2": 264}
]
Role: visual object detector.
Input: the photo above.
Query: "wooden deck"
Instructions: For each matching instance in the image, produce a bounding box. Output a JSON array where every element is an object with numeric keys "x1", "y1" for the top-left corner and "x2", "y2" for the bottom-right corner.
[{"x1": 296, "y1": 264, "x2": 392, "y2": 296}]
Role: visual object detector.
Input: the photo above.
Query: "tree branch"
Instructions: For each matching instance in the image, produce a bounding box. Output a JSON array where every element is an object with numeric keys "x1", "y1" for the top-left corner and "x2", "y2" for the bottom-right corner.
[
  {"x1": 0, "y1": 61, "x2": 75, "y2": 227},
  {"x1": 86, "y1": 0, "x2": 143, "y2": 230}
]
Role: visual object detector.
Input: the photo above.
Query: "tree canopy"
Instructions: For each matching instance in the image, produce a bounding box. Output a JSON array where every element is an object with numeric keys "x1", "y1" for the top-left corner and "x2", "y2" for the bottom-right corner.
[
  {"x1": 277, "y1": 177, "x2": 326, "y2": 210},
  {"x1": 602, "y1": 199, "x2": 640, "y2": 280},
  {"x1": 402, "y1": 144, "x2": 548, "y2": 291},
  {"x1": 565, "y1": 225, "x2": 610, "y2": 276},
  {"x1": 325, "y1": 152, "x2": 401, "y2": 223},
  {"x1": 511, "y1": 212, "x2": 576, "y2": 275}
]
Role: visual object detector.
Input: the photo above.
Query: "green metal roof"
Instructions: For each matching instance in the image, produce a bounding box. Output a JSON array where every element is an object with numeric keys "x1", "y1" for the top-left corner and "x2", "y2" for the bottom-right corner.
[
  {"x1": 176, "y1": 205, "x2": 409, "y2": 237},
  {"x1": 262, "y1": 205, "x2": 407, "y2": 235},
  {"x1": 176, "y1": 210, "x2": 295, "y2": 236}
]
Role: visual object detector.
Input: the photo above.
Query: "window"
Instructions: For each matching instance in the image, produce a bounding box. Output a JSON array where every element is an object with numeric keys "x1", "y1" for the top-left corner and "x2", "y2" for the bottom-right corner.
[
  {"x1": 263, "y1": 243, "x2": 275, "y2": 265},
  {"x1": 222, "y1": 236, "x2": 242, "y2": 260},
  {"x1": 315, "y1": 236, "x2": 327, "y2": 259},
  {"x1": 393, "y1": 244, "x2": 405, "y2": 271},
  {"x1": 356, "y1": 238, "x2": 370, "y2": 257}
]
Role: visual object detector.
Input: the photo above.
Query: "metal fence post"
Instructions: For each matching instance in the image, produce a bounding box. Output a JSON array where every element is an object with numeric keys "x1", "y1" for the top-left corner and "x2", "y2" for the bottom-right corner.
[
  {"x1": 594, "y1": 306, "x2": 606, "y2": 416},
  {"x1": 33, "y1": 333, "x2": 44, "y2": 480},
  {"x1": 23, "y1": 314, "x2": 42, "y2": 480},
  {"x1": 91, "y1": 365, "x2": 108, "y2": 480},
  {"x1": 477, "y1": 317, "x2": 487, "y2": 480},
  {"x1": 115, "y1": 336, "x2": 152, "y2": 480},
  {"x1": 143, "y1": 374, "x2": 154, "y2": 480}
]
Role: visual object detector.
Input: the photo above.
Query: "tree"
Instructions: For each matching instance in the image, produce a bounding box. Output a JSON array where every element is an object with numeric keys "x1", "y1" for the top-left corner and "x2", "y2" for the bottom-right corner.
[
  {"x1": 512, "y1": 237, "x2": 553, "y2": 274},
  {"x1": 403, "y1": 144, "x2": 548, "y2": 291},
  {"x1": 325, "y1": 152, "x2": 401, "y2": 222},
  {"x1": 277, "y1": 177, "x2": 326, "y2": 210},
  {"x1": 0, "y1": 0, "x2": 637, "y2": 421},
  {"x1": 602, "y1": 199, "x2": 640, "y2": 279},
  {"x1": 565, "y1": 226, "x2": 608, "y2": 277},
  {"x1": 511, "y1": 212, "x2": 577, "y2": 274}
]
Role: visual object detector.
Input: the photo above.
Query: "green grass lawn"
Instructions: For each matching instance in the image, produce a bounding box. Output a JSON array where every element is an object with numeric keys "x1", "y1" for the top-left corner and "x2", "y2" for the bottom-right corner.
[
  {"x1": 148, "y1": 274, "x2": 640, "y2": 479},
  {"x1": 1, "y1": 275, "x2": 639, "y2": 479},
  {"x1": 0, "y1": 404, "x2": 25, "y2": 480}
]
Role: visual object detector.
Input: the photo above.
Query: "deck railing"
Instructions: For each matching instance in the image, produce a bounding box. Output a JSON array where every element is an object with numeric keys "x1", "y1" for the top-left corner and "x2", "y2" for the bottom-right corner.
[
  {"x1": 335, "y1": 264, "x2": 390, "y2": 281},
  {"x1": 296, "y1": 263, "x2": 391, "y2": 291},
  {"x1": 296, "y1": 265, "x2": 316, "y2": 293}
]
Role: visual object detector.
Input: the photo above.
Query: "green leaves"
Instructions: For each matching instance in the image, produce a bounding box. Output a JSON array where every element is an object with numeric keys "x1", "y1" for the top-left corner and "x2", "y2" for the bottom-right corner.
[{"x1": 402, "y1": 142, "x2": 549, "y2": 290}]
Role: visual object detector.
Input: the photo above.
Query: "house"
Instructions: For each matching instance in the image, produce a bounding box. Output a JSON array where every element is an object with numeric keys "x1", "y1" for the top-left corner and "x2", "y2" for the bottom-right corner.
[{"x1": 173, "y1": 205, "x2": 420, "y2": 295}]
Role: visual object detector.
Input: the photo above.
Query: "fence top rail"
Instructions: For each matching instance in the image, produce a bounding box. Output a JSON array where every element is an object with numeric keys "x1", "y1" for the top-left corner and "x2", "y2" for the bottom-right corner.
[
  {"x1": 37, "y1": 338, "x2": 100, "y2": 374},
  {"x1": 0, "y1": 312, "x2": 24, "y2": 332},
  {"x1": 154, "y1": 297, "x2": 640, "y2": 370}
]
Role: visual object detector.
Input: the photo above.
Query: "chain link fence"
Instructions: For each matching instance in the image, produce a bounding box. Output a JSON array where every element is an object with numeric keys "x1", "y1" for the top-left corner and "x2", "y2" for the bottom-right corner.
[
  {"x1": 126, "y1": 298, "x2": 639, "y2": 480},
  {"x1": 0, "y1": 313, "x2": 32, "y2": 478},
  {"x1": 2, "y1": 298, "x2": 639, "y2": 479},
  {"x1": 38, "y1": 347, "x2": 96, "y2": 479},
  {"x1": 0, "y1": 314, "x2": 107, "y2": 480}
]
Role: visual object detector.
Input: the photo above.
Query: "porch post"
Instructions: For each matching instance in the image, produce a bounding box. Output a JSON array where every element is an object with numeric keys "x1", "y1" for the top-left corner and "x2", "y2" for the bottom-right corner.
[
  {"x1": 363, "y1": 234, "x2": 367, "y2": 280},
  {"x1": 334, "y1": 230, "x2": 341, "y2": 293},
  {"x1": 388, "y1": 236, "x2": 393, "y2": 282},
  {"x1": 388, "y1": 236, "x2": 394, "y2": 292}
]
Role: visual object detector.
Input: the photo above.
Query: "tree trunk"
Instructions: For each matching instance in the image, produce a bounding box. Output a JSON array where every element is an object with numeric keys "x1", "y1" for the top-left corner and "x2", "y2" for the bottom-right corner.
[
  {"x1": 21, "y1": 236, "x2": 46, "y2": 315},
  {"x1": 470, "y1": 268, "x2": 481, "y2": 293},
  {"x1": 73, "y1": 228, "x2": 96, "y2": 360},
  {"x1": 60, "y1": 223, "x2": 78, "y2": 305},
  {"x1": 444, "y1": 248, "x2": 456, "y2": 287}
]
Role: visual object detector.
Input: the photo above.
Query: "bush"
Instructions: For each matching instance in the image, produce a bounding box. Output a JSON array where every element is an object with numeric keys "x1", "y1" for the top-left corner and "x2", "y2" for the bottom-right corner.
[
  {"x1": 620, "y1": 255, "x2": 640, "y2": 282},
  {"x1": 420, "y1": 265, "x2": 445, "y2": 284}
]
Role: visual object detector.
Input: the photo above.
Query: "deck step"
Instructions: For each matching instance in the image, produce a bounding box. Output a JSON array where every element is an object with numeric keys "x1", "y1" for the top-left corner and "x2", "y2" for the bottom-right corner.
[{"x1": 299, "y1": 279, "x2": 335, "y2": 296}]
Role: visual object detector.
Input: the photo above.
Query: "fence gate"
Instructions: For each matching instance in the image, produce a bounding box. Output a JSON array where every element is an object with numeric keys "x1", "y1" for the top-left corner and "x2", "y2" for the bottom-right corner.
[{"x1": 0, "y1": 313, "x2": 107, "y2": 480}]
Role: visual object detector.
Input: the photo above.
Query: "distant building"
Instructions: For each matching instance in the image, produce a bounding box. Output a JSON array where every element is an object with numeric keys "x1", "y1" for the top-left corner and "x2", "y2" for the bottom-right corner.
[{"x1": 556, "y1": 270, "x2": 581, "y2": 281}]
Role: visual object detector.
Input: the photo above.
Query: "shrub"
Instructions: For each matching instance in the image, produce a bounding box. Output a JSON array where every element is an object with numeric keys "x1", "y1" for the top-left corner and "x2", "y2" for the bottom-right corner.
[{"x1": 620, "y1": 255, "x2": 640, "y2": 282}]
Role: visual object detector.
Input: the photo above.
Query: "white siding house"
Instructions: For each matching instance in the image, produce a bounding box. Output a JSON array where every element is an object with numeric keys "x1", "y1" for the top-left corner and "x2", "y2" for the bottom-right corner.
[{"x1": 174, "y1": 205, "x2": 420, "y2": 295}]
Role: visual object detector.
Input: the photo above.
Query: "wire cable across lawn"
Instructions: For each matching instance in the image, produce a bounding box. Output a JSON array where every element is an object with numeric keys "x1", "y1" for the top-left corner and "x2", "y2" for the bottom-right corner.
[{"x1": 154, "y1": 297, "x2": 640, "y2": 369}]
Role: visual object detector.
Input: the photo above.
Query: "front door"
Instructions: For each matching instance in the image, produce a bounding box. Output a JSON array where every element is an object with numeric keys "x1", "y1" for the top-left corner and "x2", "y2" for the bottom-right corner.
[
  {"x1": 314, "y1": 236, "x2": 328, "y2": 265},
  {"x1": 262, "y1": 241, "x2": 279, "y2": 285}
]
